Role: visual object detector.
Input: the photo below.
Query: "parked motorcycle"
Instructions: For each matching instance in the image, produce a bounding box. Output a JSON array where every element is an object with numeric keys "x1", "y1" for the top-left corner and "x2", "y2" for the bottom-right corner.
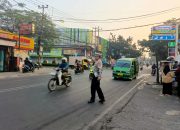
[{"x1": 48, "y1": 68, "x2": 72, "y2": 92}]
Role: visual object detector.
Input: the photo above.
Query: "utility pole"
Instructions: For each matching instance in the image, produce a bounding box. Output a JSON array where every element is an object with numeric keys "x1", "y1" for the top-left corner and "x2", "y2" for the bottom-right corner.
[
  {"x1": 37, "y1": 5, "x2": 48, "y2": 66},
  {"x1": 175, "y1": 23, "x2": 179, "y2": 58},
  {"x1": 85, "y1": 30, "x2": 88, "y2": 57},
  {"x1": 97, "y1": 26, "x2": 102, "y2": 52},
  {"x1": 93, "y1": 27, "x2": 97, "y2": 53}
]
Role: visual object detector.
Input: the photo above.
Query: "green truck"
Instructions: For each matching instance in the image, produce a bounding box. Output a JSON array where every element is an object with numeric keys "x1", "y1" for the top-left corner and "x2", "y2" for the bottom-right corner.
[{"x1": 113, "y1": 58, "x2": 139, "y2": 80}]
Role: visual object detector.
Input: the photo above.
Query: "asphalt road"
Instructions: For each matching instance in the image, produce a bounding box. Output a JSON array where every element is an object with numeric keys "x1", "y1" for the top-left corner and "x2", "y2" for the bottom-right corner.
[{"x1": 0, "y1": 69, "x2": 148, "y2": 130}]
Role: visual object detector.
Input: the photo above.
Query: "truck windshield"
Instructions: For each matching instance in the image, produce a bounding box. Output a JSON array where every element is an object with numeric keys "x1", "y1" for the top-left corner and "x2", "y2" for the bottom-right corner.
[{"x1": 116, "y1": 60, "x2": 131, "y2": 68}]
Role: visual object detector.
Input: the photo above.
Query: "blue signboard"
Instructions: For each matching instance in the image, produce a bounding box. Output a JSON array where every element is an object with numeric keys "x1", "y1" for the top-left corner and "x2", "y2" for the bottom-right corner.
[{"x1": 152, "y1": 35, "x2": 175, "y2": 40}]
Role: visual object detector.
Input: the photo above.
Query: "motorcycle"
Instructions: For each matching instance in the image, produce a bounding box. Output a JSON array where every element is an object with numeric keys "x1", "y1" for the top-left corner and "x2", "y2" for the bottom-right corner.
[
  {"x1": 33, "y1": 62, "x2": 40, "y2": 70},
  {"x1": 151, "y1": 68, "x2": 156, "y2": 76},
  {"x1": 74, "y1": 65, "x2": 84, "y2": 74},
  {"x1": 48, "y1": 68, "x2": 72, "y2": 92},
  {"x1": 22, "y1": 64, "x2": 35, "y2": 73}
]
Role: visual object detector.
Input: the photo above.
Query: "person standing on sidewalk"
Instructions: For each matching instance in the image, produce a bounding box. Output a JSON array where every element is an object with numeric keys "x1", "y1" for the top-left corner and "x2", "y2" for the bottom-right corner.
[
  {"x1": 175, "y1": 64, "x2": 180, "y2": 98},
  {"x1": 88, "y1": 53, "x2": 105, "y2": 104},
  {"x1": 162, "y1": 65, "x2": 174, "y2": 95}
]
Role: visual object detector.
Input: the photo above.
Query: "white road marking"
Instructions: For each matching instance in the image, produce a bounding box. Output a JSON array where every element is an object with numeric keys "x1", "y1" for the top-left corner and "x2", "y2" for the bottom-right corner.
[
  {"x1": 83, "y1": 78, "x2": 147, "y2": 130},
  {"x1": 0, "y1": 83, "x2": 45, "y2": 93}
]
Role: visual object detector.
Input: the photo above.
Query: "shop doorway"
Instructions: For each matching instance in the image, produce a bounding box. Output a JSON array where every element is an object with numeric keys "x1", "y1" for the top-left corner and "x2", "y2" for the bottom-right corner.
[{"x1": 0, "y1": 50, "x2": 5, "y2": 72}]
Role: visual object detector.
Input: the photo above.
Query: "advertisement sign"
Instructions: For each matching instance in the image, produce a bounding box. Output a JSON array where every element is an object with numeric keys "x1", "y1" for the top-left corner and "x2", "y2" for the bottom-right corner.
[
  {"x1": 0, "y1": 30, "x2": 34, "y2": 50},
  {"x1": 19, "y1": 23, "x2": 34, "y2": 35},
  {"x1": 63, "y1": 49, "x2": 77, "y2": 55},
  {"x1": 151, "y1": 25, "x2": 176, "y2": 34},
  {"x1": 58, "y1": 28, "x2": 93, "y2": 45},
  {"x1": 152, "y1": 35, "x2": 175, "y2": 40},
  {"x1": 50, "y1": 48, "x2": 62, "y2": 56},
  {"x1": 13, "y1": 36, "x2": 34, "y2": 50},
  {"x1": 168, "y1": 42, "x2": 176, "y2": 47}
]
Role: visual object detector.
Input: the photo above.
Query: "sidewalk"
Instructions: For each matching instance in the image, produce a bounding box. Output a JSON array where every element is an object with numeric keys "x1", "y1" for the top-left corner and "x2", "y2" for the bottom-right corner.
[
  {"x1": 94, "y1": 76, "x2": 180, "y2": 130},
  {"x1": 0, "y1": 67, "x2": 53, "y2": 79}
]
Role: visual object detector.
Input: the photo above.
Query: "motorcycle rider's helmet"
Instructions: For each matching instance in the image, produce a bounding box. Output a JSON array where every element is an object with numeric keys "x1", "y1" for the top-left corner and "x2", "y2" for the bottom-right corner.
[{"x1": 62, "y1": 57, "x2": 67, "y2": 63}]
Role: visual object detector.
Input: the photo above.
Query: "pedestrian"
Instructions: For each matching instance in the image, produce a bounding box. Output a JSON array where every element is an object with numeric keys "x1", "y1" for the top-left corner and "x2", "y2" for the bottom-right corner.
[
  {"x1": 88, "y1": 53, "x2": 105, "y2": 104},
  {"x1": 175, "y1": 64, "x2": 180, "y2": 98},
  {"x1": 162, "y1": 65, "x2": 174, "y2": 95}
]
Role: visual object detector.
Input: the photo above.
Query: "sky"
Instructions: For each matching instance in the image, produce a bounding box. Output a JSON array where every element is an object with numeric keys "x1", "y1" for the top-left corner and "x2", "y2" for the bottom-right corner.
[{"x1": 15, "y1": 0, "x2": 180, "y2": 42}]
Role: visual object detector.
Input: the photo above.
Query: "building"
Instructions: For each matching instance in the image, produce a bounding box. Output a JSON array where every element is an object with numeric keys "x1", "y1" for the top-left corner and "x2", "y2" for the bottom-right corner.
[
  {"x1": 58, "y1": 27, "x2": 93, "y2": 45},
  {"x1": 0, "y1": 29, "x2": 34, "y2": 72}
]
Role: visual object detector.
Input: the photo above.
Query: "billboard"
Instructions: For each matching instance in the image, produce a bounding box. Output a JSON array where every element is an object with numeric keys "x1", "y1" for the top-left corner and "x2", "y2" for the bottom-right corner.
[
  {"x1": 151, "y1": 25, "x2": 176, "y2": 34},
  {"x1": 152, "y1": 35, "x2": 175, "y2": 40},
  {"x1": 19, "y1": 23, "x2": 35, "y2": 35},
  {"x1": 0, "y1": 29, "x2": 34, "y2": 50},
  {"x1": 58, "y1": 28, "x2": 93, "y2": 45},
  {"x1": 99, "y1": 37, "x2": 109, "y2": 61}
]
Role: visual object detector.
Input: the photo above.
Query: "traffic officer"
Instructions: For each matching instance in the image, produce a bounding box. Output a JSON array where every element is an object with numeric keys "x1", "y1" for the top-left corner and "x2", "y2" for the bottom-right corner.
[{"x1": 88, "y1": 53, "x2": 105, "y2": 104}]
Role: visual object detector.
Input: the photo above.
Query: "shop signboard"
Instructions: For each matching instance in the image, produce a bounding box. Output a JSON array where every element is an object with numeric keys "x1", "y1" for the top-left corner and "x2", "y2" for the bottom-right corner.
[
  {"x1": 152, "y1": 35, "x2": 175, "y2": 40},
  {"x1": 151, "y1": 25, "x2": 176, "y2": 34},
  {"x1": 168, "y1": 42, "x2": 176, "y2": 48},
  {"x1": 0, "y1": 29, "x2": 34, "y2": 50},
  {"x1": 19, "y1": 23, "x2": 35, "y2": 35}
]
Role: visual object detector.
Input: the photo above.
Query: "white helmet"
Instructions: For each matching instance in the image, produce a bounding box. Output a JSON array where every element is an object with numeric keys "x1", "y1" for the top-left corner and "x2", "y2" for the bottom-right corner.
[{"x1": 62, "y1": 57, "x2": 67, "y2": 62}]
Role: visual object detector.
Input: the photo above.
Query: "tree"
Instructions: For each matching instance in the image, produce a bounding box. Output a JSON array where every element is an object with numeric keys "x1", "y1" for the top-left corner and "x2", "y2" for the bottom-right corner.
[
  {"x1": 0, "y1": 0, "x2": 12, "y2": 11},
  {"x1": 108, "y1": 33, "x2": 142, "y2": 59},
  {"x1": 138, "y1": 39, "x2": 168, "y2": 61},
  {"x1": 0, "y1": 1, "x2": 59, "y2": 51}
]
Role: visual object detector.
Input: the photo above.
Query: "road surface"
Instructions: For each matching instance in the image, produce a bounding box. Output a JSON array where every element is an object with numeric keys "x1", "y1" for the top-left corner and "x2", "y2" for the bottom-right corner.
[{"x1": 0, "y1": 69, "x2": 148, "y2": 130}]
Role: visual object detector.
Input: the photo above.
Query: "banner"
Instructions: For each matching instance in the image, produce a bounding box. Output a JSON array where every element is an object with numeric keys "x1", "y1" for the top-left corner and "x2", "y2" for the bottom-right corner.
[{"x1": 151, "y1": 25, "x2": 176, "y2": 34}]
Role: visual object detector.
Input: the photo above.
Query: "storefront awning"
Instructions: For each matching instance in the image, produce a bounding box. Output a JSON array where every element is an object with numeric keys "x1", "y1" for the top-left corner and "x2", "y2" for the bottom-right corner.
[{"x1": 0, "y1": 39, "x2": 16, "y2": 47}]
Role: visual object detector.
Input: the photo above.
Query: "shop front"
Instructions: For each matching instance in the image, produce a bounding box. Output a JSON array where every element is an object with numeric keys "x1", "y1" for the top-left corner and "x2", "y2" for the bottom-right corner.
[
  {"x1": 0, "y1": 31, "x2": 16, "y2": 72},
  {"x1": 0, "y1": 29, "x2": 34, "y2": 72}
]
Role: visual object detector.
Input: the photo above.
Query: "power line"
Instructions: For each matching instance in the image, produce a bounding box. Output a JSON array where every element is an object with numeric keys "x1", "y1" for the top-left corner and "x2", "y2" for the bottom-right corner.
[
  {"x1": 100, "y1": 22, "x2": 164, "y2": 32},
  {"x1": 63, "y1": 6, "x2": 180, "y2": 22},
  {"x1": 53, "y1": 7, "x2": 180, "y2": 24}
]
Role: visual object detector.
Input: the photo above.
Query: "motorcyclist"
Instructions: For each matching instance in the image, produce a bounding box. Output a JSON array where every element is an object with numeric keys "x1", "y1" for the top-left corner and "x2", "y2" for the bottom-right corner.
[
  {"x1": 59, "y1": 57, "x2": 69, "y2": 72},
  {"x1": 24, "y1": 57, "x2": 33, "y2": 71},
  {"x1": 75, "y1": 60, "x2": 83, "y2": 72},
  {"x1": 58, "y1": 57, "x2": 69, "y2": 85}
]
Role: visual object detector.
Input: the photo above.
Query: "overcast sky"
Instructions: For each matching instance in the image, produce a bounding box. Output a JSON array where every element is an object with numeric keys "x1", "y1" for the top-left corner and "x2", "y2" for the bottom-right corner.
[{"x1": 17, "y1": 0, "x2": 180, "y2": 42}]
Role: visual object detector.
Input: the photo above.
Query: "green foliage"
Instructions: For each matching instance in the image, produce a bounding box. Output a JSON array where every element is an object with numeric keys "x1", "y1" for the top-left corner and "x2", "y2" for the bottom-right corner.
[
  {"x1": 0, "y1": 0, "x2": 12, "y2": 11},
  {"x1": 138, "y1": 39, "x2": 168, "y2": 60},
  {"x1": 0, "y1": 3, "x2": 59, "y2": 50},
  {"x1": 108, "y1": 34, "x2": 142, "y2": 59}
]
